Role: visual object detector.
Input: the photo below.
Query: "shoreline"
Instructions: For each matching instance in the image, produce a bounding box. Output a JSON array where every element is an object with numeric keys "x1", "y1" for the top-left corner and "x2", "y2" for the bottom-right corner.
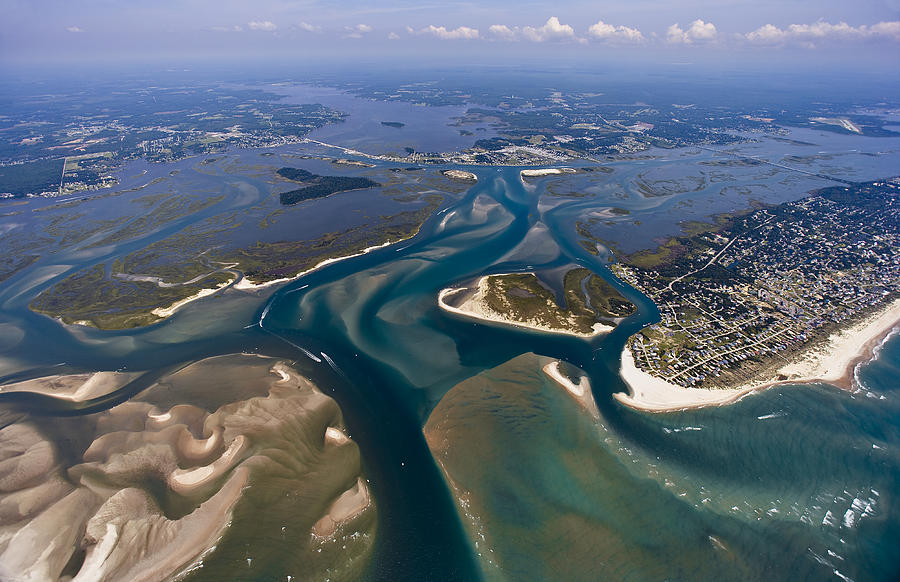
[
  {"x1": 437, "y1": 279, "x2": 613, "y2": 339},
  {"x1": 542, "y1": 361, "x2": 600, "y2": 418},
  {"x1": 58, "y1": 235, "x2": 413, "y2": 330},
  {"x1": 520, "y1": 167, "x2": 576, "y2": 178},
  {"x1": 233, "y1": 239, "x2": 400, "y2": 291},
  {"x1": 441, "y1": 169, "x2": 478, "y2": 182},
  {"x1": 0, "y1": 371, "x2": 139, "y2": 402},
  {"x1": 150, "y1": 277, "x2": 236, "y2": 319},
  {"x1": 615, "y1": 297, "x2": 900, "y2": 413}
]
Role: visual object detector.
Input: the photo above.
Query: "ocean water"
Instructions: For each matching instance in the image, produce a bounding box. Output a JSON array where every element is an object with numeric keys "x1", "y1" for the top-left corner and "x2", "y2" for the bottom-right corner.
[{"x1": 0, "y1": 94, "x2": 898, "y2": 581}]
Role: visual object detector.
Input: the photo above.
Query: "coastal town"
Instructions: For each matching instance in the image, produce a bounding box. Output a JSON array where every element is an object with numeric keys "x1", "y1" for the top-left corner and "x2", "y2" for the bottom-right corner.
[
  {"x1": 612, "y1": 178, "x2": 900, "y2": 390},
  {"x1": 0, "y1": 84, "x2": 347, "y2": 198}
]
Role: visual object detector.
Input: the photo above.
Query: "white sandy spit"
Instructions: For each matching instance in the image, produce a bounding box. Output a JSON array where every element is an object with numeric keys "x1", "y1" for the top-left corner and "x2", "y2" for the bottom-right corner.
[
  {"x1": 520, "y1": 168, "x2": 576, "y2": 178},
  {"x1": 542, "y1": 361, "x2": 600, "y2": 418},
  {"x1": 233, "y1": 240, "x2": 399, "y2": 291},
  {"x1": 150, "y1": 278, "x2": 235, "y2": 318}
]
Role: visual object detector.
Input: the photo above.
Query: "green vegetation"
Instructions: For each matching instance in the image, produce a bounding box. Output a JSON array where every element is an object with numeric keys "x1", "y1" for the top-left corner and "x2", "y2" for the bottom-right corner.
[
  {"x1": 0, "y1": 159, "x2": 64, "y2": 197},
  {"x1": 276, "y1": 167, "x2": 381, "y2": 206},
  {"x1": 479, "y1": 269, "x2": 635, "y2": 334},
  {"x1": 231, "y1": 194, "x2": 443, "y2": 282},
  {"x1": 25, "y1": 164, "x2": 452, "y2": 328},
  {"x1": 566, "y1": 268, "x2": 636, "y2": 318},
  {"x1": 0, "y1": 255, "x2": 39, "y2": 283},
  {"x1": 276, "y1": 167, "x2": 315, "y2": 181},
  {"x1": 634, "y1": 173, "x2": 706, "y2": 198},
  {"x1": 87, "y1": 193, "x2": 224, "y2": 248},
  {"x1": 30, "y1": 264, "x2": 233, "y2": 329}
]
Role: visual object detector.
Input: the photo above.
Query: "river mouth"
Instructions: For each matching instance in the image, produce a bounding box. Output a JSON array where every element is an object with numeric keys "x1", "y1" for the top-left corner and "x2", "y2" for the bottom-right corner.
[{"x1": 2, "y1": 119, "x2": 900, "y2": 580}]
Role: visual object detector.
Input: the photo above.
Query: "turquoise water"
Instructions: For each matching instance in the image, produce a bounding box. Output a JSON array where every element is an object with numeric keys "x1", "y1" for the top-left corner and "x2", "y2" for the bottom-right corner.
[
  {"x1": 1, "y1": 120, "x2": 899, "y2": 580},
  {"x1": 256, "y1": 162, "x2": 900, "y2": 581}
]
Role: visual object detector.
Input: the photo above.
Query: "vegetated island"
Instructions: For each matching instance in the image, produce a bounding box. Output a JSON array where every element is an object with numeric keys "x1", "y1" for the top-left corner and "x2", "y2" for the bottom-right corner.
[
  {"x1": 606, "y1": 177, "x2": 900, "y2": 412},
  {"x1": 441, "y1": 169, "x2": 478, "y2": 182},
  {"x1": 380, "y1": 121, "x2": 405, "y2": 128},
  {"x1": 438, "y1": 268, "x2": 635, "y2": 337},
  {"x1": 277, "y1": 167, "x2": 380, "y2": 205}
]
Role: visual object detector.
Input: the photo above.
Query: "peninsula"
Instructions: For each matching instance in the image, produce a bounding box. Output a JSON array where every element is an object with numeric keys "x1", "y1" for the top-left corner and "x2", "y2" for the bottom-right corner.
[{"x1": 608, "y1": 178, "x2": 900, "y2": 411}]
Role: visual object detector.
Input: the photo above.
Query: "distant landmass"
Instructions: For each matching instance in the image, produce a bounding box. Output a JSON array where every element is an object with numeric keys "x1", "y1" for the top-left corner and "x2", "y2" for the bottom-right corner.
[{"x1": 381, "y1": 121, "x2": 405, "y2": 128}]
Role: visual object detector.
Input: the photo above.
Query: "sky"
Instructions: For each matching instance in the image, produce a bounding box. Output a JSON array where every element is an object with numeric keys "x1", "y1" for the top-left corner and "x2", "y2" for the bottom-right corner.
[{"x1": 1, "y1": 0, "x2": 899, "y2": 68}]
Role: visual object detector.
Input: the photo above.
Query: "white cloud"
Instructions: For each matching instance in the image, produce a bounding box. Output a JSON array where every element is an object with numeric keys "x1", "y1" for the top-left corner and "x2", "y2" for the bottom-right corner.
[
  {"x1": 488, "y1": 24, "x2": 517, "y2": 40},
  {"x1": 299, "y1": 22, "x2": 321, "y2": 33},
  {"x1": 588, "y1": 20, "x2": 644, "y2": 43},
  {"x1": 869, "y1": 21, "x2": 900, "y2": 40},
  {"x1": 211, "y1": 25, "x2": 243, "y2": 33},
  {"x1": 667, "y1": 19, "x2": 717, "y2": 44},
  {"x1": 788, "y1": 20, "x2": 861, "y2": 39},
  {"x1": 688, "y1": 19, "x2": 717, "y2": 41},
  {"x1": 248, "y1": 21, "x2": 277, "y2": 32},
  {"x1": 487, "y1": 18, "x2": 577, "y2": 42},
  {"x1": 388, "y1": 32, "x2": 400, "y2": 40},
  {"x1": 745, "y1": 20, "x2": 900, "y2": 45},
  {"x1": 413, "y1": 25, "x2": 480, "y2": 40},
  {"x1": 344, "y1": 24, "x2": 373, "y2": 38},
  {"x1": 745, "y1": 23, "x2": 785, "y2": 44},
  {"x1": 66, "y1": 26, "x2": 84, "y2": 33},
  {"x1": 666, "y1": 23, "x2": 687, "y2": 43},
  {"x1": 522, "y1": 17, "x2": 576, "y2": 42}
]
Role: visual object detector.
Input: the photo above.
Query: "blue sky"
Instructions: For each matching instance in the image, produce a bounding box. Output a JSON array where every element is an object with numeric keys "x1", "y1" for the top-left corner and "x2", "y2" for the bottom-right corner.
[{"x1": 2, "y1": 0, "x2": 898, "y2": 65}]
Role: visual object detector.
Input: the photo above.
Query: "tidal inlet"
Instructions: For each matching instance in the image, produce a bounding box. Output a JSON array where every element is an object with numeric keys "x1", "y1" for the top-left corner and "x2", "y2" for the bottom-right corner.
[{"x1": 2, "y1": 8, "x2": 900, "y2": 582}]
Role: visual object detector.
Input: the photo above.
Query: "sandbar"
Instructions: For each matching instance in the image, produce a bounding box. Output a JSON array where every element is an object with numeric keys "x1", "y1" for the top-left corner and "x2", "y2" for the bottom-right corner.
[
  {"x1": 311, "y1": 477, "x2": 371, "y2": 538},
  {"x1": 542, "y1": 361, "x2": 600, "y2": 418},
  {"x1": 0, "y1": 371, "x2": 139, "y2": 402},
  {"x1": 520, "y1": 168, "x2": 576, "y2": 178}
]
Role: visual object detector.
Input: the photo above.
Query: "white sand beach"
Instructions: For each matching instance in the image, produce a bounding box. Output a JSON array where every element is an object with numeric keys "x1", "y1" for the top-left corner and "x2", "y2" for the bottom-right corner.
[
  {"x1": 233, "y1": 239, "x2": 399, "y2": 291},
  {"x1": 615, "y1": 297, "x2": 900, "y2": 413},
  {"x1": 520, "y1": 167, "x2": 576, "y2": 178},
  {"x1": 150, "y1": 278, "x2": 235, "y2": 318}
]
